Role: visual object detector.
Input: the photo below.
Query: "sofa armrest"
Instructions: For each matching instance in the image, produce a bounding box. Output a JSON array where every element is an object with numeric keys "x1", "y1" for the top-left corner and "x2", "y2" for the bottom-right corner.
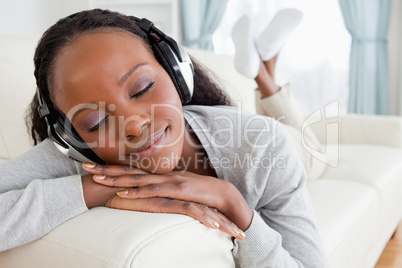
[
  {"x1": 310, "y1": 113, "x2": 402, "y2": 148},
  {"x1": 0, "y1": 207, "x2": 235, "y2": 268}
]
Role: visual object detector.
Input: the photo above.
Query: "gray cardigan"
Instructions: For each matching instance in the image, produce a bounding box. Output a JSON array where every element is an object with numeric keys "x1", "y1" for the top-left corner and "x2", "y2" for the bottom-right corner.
[{"x1": 0, "y1": 105, "x2": 327, "y2": 267}]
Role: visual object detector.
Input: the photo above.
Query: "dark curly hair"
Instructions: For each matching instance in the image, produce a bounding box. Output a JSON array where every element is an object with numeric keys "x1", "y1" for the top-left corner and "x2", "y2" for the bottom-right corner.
[{"x1": 26, "y1": 9, "x2": 233, "y2": 145}]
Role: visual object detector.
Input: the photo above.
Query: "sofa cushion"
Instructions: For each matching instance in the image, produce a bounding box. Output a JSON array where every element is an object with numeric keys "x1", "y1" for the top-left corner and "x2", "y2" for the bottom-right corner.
[
  {"x1": 322, "y1": 144, "x2": 402, "y2": 191},
  {"x1": 0, "y1": 207, "x2": 235, "y2": 268},
  {"x1": 310, "y1": 143, "x2": 402, "y2": 267},
  {"x1": 0, "y1": 128, "x2": 8, "y2": 159},
  {"x1": 0, "y1": 122, "x2": 32, "y2": 159},
  {"x1": 0, "y1": 35, "x2": 38, "y2": 159},
  {"x1": 306, "y1": 179, "x2": 379, "y2": 267},
  {"x1": 325, "y1": 144, "x2": 402, "y2": 250}
]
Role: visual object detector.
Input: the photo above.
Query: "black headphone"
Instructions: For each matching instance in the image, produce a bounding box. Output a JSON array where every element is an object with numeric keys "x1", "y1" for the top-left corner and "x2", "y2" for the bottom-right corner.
[{"x1": 36, "y1": 16, "x2": 194, "y2": 164}]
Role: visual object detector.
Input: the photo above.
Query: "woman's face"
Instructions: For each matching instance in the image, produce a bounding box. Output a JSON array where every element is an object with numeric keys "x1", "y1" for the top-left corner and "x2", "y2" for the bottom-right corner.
[{"x1": 52, "y1": 31, "x2": 185, "y2": 174}]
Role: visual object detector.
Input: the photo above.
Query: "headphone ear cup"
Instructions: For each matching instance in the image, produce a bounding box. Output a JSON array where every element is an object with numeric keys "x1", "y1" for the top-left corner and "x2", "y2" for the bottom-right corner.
[
  {"x1": 53, "y1": 116, "x2": 106, "y2": 164},
  {"x1": 151, "y1": 40, "x2": 183, "y2": 100},
  {"x1": 54, "y1": 116, "x2": 83, "y2": 145},
  {"x1": 151, "y1": 40, "x2": 193, "y2": 104},
  {"x1": 37, "y1": 88, "x2": 104, "y2": 164}
]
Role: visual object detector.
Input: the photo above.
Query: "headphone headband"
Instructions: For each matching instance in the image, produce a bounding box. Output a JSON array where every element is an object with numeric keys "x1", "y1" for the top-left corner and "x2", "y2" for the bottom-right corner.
[{"x1": 134, "y1": 17, "x2": 183, "y2": 61}]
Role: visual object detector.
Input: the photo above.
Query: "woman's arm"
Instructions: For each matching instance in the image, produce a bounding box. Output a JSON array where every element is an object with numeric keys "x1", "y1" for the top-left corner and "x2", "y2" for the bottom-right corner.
[
  {"x1": 231, "y1": 122, "x2": 328, "y2": 267},
  {"x1": 0, "y1": 139, "x2": 116, "y2": 251},
  {"x1": 0, "y1": 175, "x2": 85, "y2": 251},
  {"x1": 82, "y1": 164, "x2": 252, "y2": 240}
]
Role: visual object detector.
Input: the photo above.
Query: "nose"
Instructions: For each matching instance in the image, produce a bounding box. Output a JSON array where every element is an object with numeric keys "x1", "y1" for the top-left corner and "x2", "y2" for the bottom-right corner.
[{"x1": 123, "y1": 114, "x2": 151, "y2": 140}]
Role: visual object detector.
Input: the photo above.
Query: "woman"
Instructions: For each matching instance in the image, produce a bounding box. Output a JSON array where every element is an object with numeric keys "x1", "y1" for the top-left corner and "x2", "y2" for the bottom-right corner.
[{"x1": 0, "y1": 9, "x2": 327, "y2": 267}]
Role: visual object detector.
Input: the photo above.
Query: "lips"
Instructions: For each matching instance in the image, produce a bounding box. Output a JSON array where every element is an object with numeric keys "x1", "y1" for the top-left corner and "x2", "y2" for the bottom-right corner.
[{"x1": 126, "y1": 127, "x2": 167, "y2": 158}]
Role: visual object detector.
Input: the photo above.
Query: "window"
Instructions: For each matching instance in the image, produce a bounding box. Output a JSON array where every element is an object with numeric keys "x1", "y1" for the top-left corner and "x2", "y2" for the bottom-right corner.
[{"x1": 213, "y1": 0, "x2": 350, "y2": 113}]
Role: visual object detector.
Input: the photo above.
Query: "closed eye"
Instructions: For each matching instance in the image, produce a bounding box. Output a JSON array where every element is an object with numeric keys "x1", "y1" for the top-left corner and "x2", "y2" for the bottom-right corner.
[
  {"x1": 87, "y1": 82, "x2": 154, "y2": 133},
  {"x1": 131, "y1": 81, "x2": 155, "y2": 99},
  {"x1": 88, "y1": 115, "x2": 108, "y2": 133}
]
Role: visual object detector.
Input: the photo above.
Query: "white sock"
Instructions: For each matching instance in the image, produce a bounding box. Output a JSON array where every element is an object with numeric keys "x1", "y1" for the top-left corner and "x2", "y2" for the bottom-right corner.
[
  {"x1": 231, "y1": 15, "x2": 260, "y2": 79},
  {"x1": 256, "y1": 8, "x2": 303, "y2": 61}
]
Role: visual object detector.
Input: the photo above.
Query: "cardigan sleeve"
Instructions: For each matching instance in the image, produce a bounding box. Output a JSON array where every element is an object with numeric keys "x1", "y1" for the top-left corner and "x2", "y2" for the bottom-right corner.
[
  {"x1": 0, "y1": 139, "x2": 88, "y2": 252},
  {"x1": 231, "y1": 122, "x2": 328, "y2": 267}
]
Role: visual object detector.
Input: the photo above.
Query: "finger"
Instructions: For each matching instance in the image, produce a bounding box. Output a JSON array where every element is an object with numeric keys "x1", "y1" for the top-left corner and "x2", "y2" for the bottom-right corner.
[
  {"x1": 116, "y1": 180, "x2": 222, "y2": 211},
  {"x1": 92, "y1": 173, "x2": 173, "y2": 188},
  {"x1": 82, "y1": 162, "x2": 149, "y2": 176},
  {"x1": 115, "y1": 181, "x2": 226, "y2": 218},
  {"x1": 115, "y1": 181, "x2": 184, "y2": 198},
  {"x1": 112, "y1": 197, "x2": 219, "y2": 229},
  {"x1": 154, "y1": 200, "x2": 244, "y2": 239},
  {"x1": 110, "y1": 197, "x2": 244, "y2": 239},
  {"x1": 116, "y1": 182, "x2": 225, "y2": 217},
  {"x1": 200, "y1": 205, "x2": 246, "y2": 240},
  {"x1": 209, "y1": 209, "x2": 246, "y2": 240}
]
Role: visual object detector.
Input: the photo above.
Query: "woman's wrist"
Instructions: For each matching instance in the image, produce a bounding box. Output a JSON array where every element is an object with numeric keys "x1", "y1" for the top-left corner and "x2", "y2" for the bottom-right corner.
[
  {"x1": 222, "y1": 181, "x2": 253, "y2": 231},
  {"x1": 81, "y1": 174, "x2": 123, "y2": 208}
]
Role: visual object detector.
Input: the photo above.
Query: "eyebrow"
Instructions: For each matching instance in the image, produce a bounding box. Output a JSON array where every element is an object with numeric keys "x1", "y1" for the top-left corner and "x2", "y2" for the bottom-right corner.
[
  {"x1": 118, "y1": 62, "x2": 148, "y2": 86},
  {"x1": 71, "y1": 102, "x2": 98, "y2": 122}
]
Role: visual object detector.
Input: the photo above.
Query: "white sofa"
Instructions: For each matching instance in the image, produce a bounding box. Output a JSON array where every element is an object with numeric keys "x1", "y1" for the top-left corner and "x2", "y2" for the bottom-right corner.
[{"x1": 1, "y1": 35, "x2": 402, "y2": 268}]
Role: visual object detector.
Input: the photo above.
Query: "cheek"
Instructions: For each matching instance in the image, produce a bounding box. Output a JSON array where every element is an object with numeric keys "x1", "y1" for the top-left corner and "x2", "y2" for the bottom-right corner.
[
  {"x1": 154, "y1": 73, "x2": 183, "y2": 107},
  {"x1": 150, "y1": 91, "x2": 185, "y2": 170},
  {"x1": 151, "y1": 73, "x2": 185, "y2": 145},
  {"x1": 153, "y1": 85, "x2": 185, "y2": 145},
  {"x1": 86, "y1": 132, "x2": 124, "y2": 164}
]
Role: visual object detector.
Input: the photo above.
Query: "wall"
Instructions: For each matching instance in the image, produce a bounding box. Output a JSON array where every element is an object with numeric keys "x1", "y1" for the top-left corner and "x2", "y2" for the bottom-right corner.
[{"x1": 0, "y1": 0, "x2": 88, "y2": 35}]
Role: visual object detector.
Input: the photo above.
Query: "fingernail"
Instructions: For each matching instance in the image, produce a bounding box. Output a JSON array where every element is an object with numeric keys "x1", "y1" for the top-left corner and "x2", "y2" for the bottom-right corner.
[
  {"x1": 232, "y1": 226, "x2": 240, "y2": 235},
  {"x1": 116, "y1": 190, "x2": 129, "y2": 196},
  {"x1": 83, "y1": 162, "x2": 96, "y2": 168},
  {"x1": 93, "y1": 174, "x2": 106, "y2": 180},
  {"x1": 238, "y1": 229, "x2": 246, "y2": 238},
  {"x1": 212, "y1": 221, "x2": 220, "y2": 229}
]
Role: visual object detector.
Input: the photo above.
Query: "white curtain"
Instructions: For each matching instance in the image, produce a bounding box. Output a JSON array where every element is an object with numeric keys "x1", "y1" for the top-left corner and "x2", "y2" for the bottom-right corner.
[
  {"x1": 213, "y1": 0, "x2": 351, "y2": 114},
  {"x1": 181, "y1": 0, "x2": 229, "y2": 50},
  {"x1": 339, "y1": 0, "x2": 391, "y2": 115}
]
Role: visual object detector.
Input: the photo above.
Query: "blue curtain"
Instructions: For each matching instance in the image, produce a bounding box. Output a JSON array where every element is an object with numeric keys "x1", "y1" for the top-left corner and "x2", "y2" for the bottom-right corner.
[
  {"x1": 180, "y1": 0, "x2": 228, "y2": 50},
  {"x1": 339, "y1": 0, "x2": 391, "y2": 114}
]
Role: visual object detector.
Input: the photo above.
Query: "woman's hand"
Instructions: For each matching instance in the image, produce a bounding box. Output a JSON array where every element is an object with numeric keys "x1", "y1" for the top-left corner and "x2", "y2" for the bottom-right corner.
[
  {"x1": 82, "y1": 163, "x2": 253, "y2": 240},
  {"x1": 81, "y1": 173, "x2": 125, "y2": 208}
]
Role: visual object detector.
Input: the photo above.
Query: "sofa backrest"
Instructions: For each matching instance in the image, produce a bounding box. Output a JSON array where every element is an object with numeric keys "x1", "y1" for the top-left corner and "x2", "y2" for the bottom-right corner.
[
  {"x1": 0, "y1": 36, "x2": 257, "y2": 161},
  {"x1": 0, "y1": 35, "x2": 39, "y2": 160}
]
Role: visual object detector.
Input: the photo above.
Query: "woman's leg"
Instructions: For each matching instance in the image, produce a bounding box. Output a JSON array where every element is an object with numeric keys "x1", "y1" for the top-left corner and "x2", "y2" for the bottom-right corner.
[
  {"x1": 231, "y1": 11, "x2": 326, "y2": 180},
  {"x1": 255, "y1": 54, "x2": 307, "y2": 130},
  {"x1": 255, "y1": 57, "x2": 280, "y2": 99},
  {"x1": 256, "y1": 58, "x2": 326, "y2": 180},
  {"x1": 254, "y1": 55, "x2": 326, "y2": 180}
]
